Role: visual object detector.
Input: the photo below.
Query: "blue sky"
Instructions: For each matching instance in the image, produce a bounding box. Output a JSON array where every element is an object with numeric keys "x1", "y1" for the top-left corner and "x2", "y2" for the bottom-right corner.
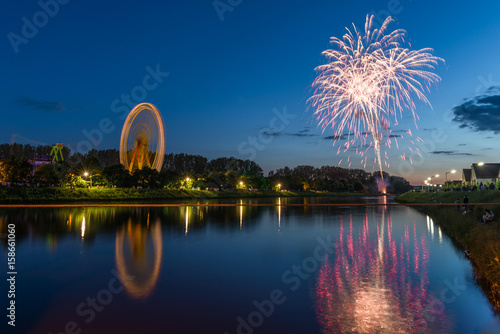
[{"x1": 2, "y1": 0, "x2": 500, "y2": 184}]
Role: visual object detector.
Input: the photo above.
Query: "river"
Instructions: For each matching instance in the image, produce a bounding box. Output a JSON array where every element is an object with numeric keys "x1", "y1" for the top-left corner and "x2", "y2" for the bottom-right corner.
[{"x1": 1, "y1": 196, "x2": 499, "y2": 333}]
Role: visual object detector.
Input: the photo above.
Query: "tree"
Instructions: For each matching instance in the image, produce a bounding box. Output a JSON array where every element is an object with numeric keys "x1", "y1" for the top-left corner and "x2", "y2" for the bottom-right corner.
[
  {"x1": 33, "y1": 162, "x2": 71, "y2": 186},
  {"x1": 159, "y1": 169, "x2": 182, "y2": 189},
  {"x1": 0, "y1": 155, "x2": 33, "y2": 183},
  {"x1": 132, "y1": 167, "x2": 160, "y2": 189},
  {"x1": 352, "y1": 180, "x2": 365, "y2": 192},
  {"x1": 102, "y1": 164, "x2": 132, "y2": 187}
]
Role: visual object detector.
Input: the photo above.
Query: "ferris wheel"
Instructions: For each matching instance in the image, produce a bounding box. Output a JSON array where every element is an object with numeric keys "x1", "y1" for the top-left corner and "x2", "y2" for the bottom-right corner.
[{"x1": 119, "y1": 103, "x2": 165, "y2": 173}]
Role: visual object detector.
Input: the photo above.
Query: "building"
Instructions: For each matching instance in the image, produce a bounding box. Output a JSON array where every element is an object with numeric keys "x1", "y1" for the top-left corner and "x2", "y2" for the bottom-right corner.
[
  {"x1": 470, "y1": 163, "x2": 500, "y2": 186},
  {"x1": 461, "y1": 169, "x2": 471, "y2": 184},
  {"x1": 29, "y1": 154, "x2": 52, "y2": 175}
]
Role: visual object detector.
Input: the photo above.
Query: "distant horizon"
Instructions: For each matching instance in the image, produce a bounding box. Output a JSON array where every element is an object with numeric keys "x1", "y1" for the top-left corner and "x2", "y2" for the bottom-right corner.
[{"x1": 0, "y1": 141, "x2": 472, "y2": 186}]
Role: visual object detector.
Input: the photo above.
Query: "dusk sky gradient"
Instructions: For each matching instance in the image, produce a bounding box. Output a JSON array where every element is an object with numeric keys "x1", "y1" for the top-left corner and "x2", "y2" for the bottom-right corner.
[{"x1": 2, "y1": 0, "x2": 500, "y2": 184}]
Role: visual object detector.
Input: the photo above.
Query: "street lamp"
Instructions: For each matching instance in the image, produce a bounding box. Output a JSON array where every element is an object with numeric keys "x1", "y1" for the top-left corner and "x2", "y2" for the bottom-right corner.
[
  {"x1": 428, "y1": 174, "x2": 439, "y2": 192},
  {"x1": 475, "y1": 162, "x2": 485, "y2": 186},
  {"x1": 83, "y1": 172, "x2": 92, "y2": 188},
  {"x1": 277, "y1": 183, "x2": 281, "y2": 191},
  {"x1": 445, "y1": 169, "x2": 456, "y2": 186}
]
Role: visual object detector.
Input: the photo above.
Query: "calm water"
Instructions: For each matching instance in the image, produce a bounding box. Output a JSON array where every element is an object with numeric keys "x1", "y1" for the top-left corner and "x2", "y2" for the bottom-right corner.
[{"x1": 1, "y1": 197, "x2": 500, "y2": 334}]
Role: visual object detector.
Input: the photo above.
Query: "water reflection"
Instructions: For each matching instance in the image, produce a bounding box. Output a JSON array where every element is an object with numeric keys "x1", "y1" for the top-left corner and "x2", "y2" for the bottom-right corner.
[
  {"x1": 240, "y1": 200, "x2": 243, "y2": 230},
  {"x1": 185, "y1": 206, "x2": 189, "y2": 236},
  {"x1": 115, "y1": 217, "x2": 162, "y2": 299},
  {"x1": 278, "y1": 197, "x2": 281, "y2": 231},
  {"x1": 1, "y1": 199, "x2": 500, "y2": 333},
  {"x1": 81, "y1": 216, "x2": 86, "y2": 239},
  {"x1": 315, "y1": 207, "x2": 445, "y2": 333}
]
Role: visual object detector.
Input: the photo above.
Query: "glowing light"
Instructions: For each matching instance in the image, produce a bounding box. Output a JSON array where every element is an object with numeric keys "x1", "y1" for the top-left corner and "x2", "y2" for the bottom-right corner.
[
  {"x1": 315, "y1": 211, "x2": 441, "y2": 332},
  {"x1": 451, "y1": 170, "x2": 456, "y2": 173},
  {"x1": 83, "y1": 172, "x2": 88, "y2": 177},
  {"x1": 115, "y1": 220, "x2": 162, "y2": 299},
  {"x1": 81, "y1": 216, "x2": 86, "y2": 238},
  {"x1": 310, "y1": 14, "x2": 442, "y2": 175},
  {"x1": 239, "y1": 200, "x2": 243, "y2": 230},
  {"x1": 120, "y1": 103, "x2": 165, "y2": 173},
  {"x1": 478, "y1": 162, "x2": 485, "y2": 166},
  {"x1": 278, "y1": 197, "x2": 281, "y2": 230},
  {"x1": 185, "y1": 207, "x2": 189, "y2": 236}
]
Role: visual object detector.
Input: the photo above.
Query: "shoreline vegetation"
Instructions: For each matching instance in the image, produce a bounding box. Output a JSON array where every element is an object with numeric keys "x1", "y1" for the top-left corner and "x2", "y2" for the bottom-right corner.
[
  {"x1": 0, "y1": 187, "x2": 382, "y2": 204},
  {"x1": 395, "y1": 191, "x2": 500, "y2": 310}
]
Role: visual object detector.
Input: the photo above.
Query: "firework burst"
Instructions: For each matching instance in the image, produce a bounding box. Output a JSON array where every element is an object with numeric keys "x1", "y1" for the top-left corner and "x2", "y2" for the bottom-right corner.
[{"x1": 310, "y1": 14, "x2": 442, "y2": 175}]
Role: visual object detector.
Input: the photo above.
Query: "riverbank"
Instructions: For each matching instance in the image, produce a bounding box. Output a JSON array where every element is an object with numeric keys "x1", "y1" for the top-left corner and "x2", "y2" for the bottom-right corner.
[
  {"x1": 396, "y1": 191, "x2": 500, "y2": 309},
  {"x1": 0, "y1": 187, "x2": 377, "y2": 204}
]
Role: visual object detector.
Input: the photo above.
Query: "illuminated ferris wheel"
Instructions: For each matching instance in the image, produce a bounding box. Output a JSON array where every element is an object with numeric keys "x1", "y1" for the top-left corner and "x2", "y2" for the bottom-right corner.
[{"x1": 119, "y1": 103, "x2": 165, "y2": 173}]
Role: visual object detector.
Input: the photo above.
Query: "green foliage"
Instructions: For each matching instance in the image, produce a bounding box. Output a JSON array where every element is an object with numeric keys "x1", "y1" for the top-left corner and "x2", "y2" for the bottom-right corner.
[
  {"x1": 34, "y1": 163, "x2": 62, "y2": 186},
  {"x1": 0, "y1": 155, "x2": 33, "y2": 183},
  {"x1": 132, "y1": 167, "x2": 161, "y2": 189},
  {"x1": 0, "y1": 143, "x2": 413, "y2": 194},
  {"x1": 396, "y1": 191, "x2": 500, "y2": 308},
  {"x1": 352, "y1": 180, "x2": 364, "y2": 192},
  {"x1": 0, "y1": 187, "x2": 360, "y2": 204},
  {"x1": 102, "y1": 164, "x2": 132, "y2": 187}
]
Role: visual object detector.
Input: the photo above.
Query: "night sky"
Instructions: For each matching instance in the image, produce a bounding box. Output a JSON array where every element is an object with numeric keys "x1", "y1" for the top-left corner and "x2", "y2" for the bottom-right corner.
[{"x1": 2, "y1": 0, "x2": 500, "y2": 184}]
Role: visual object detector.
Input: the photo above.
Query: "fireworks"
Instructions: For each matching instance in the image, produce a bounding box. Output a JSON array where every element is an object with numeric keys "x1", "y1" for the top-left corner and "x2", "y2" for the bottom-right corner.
[{"x1": 310, "y1": 14, "x2": 442, "y2": 174}]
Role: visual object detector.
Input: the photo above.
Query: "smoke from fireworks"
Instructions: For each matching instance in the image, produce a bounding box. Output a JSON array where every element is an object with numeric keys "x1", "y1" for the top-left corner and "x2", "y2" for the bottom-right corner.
[{"x1": 310, "y1": 15, "x2": 442, "y2": 175}]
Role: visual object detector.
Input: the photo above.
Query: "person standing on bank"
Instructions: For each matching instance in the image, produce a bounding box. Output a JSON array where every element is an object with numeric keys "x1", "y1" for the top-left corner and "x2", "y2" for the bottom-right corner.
[{"x1": 463, "y1": 195, "x2": 469, "y2": 211}]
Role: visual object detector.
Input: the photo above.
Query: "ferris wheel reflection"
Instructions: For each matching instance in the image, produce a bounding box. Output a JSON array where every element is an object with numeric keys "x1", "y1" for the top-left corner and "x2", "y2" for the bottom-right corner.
[{"x1": 115, "y1": 216, "x2": 163, "y2": 300}]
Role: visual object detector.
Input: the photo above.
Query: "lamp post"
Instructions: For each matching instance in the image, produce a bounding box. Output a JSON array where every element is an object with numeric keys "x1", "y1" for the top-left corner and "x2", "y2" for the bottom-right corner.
[
  {"x1": 277, "y1": 183, "x2": 281, "y2": 191},
  {"x1": 475, "y1": 162, "x2": 485, "y2": 187},
  {"x1": 445, "y1": 169, "x2": 456, "y2": 188},
  {"x1": 427, "y1": 174, "x2": 439, "y2": 192},
  {"x1": 83, "y1": 172, "x2": 92, "y2": 188}
]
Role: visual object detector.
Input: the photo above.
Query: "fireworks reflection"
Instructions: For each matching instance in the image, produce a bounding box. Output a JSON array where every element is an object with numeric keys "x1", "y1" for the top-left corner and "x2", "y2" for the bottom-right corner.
[{"x1": 315, "y1": 207, "x2": 445, "y2": 333}]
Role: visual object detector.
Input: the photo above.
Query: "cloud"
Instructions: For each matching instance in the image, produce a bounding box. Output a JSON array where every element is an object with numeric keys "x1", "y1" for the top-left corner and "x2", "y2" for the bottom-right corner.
[
  {"x1": 458, "y1": 143, "x2": 466, "y2": 146},
  {"x1": 18, "y1": 97, "x2": 68, "y2": 113},
  {"x1": 287, "y1": 132, "x2": 317, "y2": 137},
  {"x1": 452, "y1": 86, "x2": 500, "y2": 133},
  {"x1": 261, "y1": 130, "x2": 281, "y2": 137},
  {"x1": 431, "y1": 150, "x2": 473, "y2": 156},
  {"x1": 325, "y1": 132, "x2": 401, "y2": 140},
  {"x1": 324, "y1": 134, "x2": 348, "y2": 140}
]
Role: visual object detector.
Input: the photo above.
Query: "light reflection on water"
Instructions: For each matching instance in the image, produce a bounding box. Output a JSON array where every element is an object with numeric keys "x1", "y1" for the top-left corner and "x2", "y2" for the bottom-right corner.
[
  {"x1": 315, "y1": 208, "x2": 447, "y2": 333},
  {"x1": 115, "y1": 218, "x2": 162, "y2": 299},
  {"x1": 1, "y1": 197, "x2": 499, "y2": 333}
]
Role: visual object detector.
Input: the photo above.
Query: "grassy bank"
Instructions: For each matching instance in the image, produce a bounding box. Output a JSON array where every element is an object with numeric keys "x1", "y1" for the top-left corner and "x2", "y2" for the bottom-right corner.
[
  {"x1": 0, "y1": 186, "x2": 373, "y2": 204},
  {"x1": 396, "y1": 191, "x2": 500, "y2": 309}
]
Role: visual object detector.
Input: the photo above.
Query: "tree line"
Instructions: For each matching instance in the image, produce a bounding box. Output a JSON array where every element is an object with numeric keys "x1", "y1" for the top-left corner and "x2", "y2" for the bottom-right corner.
[{"x1": 0, "y1": 143, "x2": 413, "y2": 193}]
